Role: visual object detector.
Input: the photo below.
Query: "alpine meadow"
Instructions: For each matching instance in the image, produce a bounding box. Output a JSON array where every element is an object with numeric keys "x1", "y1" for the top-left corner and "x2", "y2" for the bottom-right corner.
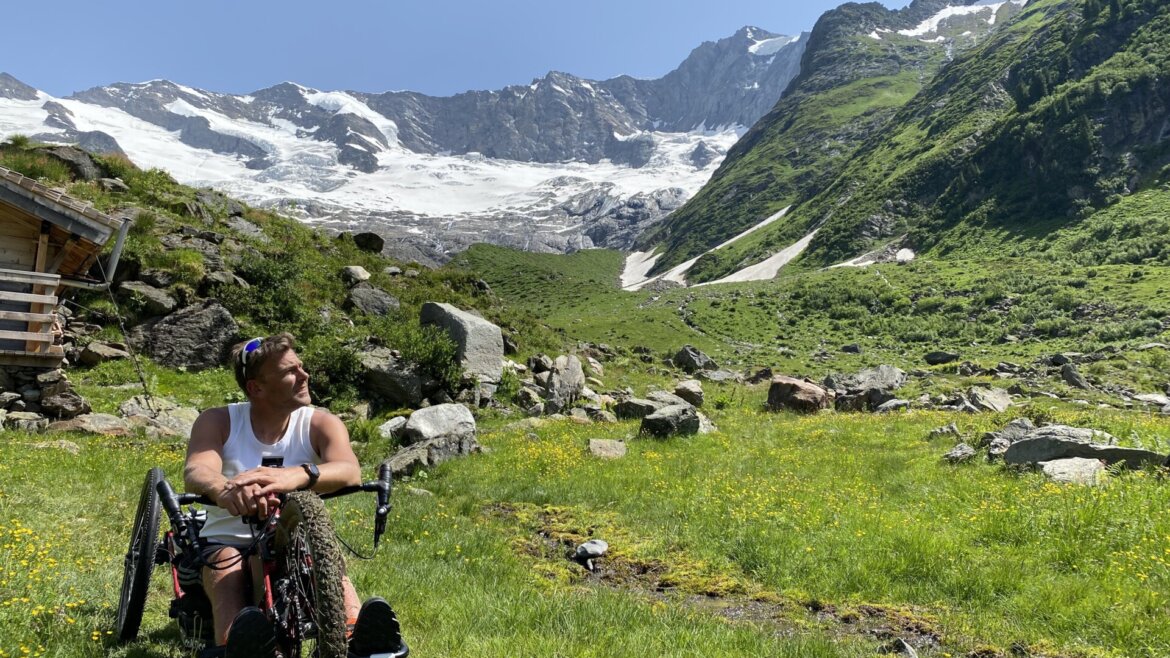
[{"x1": 2, "y1": 0, "x2": 1170, "y2": 657}]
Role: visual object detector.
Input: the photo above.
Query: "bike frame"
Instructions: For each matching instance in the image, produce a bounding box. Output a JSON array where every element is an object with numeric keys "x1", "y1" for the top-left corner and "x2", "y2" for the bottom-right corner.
[{"x1": 154, "y1": 465, "x2": 393, "y2": 652}]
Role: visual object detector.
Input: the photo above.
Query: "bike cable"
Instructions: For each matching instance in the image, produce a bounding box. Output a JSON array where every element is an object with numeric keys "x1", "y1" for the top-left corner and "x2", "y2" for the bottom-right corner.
[{"x1": 334, "y1": 531, "x2": 379, "y2": 561}]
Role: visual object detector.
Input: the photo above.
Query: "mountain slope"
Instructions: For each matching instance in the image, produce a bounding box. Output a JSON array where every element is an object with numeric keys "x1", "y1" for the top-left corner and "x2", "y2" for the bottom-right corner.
[
  {"x1": 635, "y1": 0, "x2": 1033, "y2": 280},
  {"x1": 639, "y1": 0, "x2": 1170, "y2": 284}
]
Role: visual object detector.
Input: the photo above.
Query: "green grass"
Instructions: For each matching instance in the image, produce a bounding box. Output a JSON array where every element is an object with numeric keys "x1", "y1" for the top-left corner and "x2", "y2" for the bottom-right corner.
[{"x1": 5, "y1": 404, "x2": 1170, "y2": 657}]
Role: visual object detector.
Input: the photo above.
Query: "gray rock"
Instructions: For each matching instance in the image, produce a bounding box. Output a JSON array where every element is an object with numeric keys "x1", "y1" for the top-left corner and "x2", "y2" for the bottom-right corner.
[
  {"x1": 1133, "y1": 393, "x2": 1170, "y2": 407},
  {"x1": 697, "y1": 369, "x2": 741, "y2": 383},
  {"x1": 589, "y1": 437, "x2": 627, "y2": 458},
  {"x1": 876, "y1": 399, "x2": 910, "y2": 413},
  {"x1": 528, "y1": 354, "x2": 554, "y2": 373},
  {"x1": 674, "y1": 345, "x2": 718, "y2": 373},
  {"x1": 544, "y1": 355, "x2": 586, "y2": 411},
  {"x1": 927, "y1": 423, "x2": 959, "y2": 440},
  {"x1": 573, "y1": 538, "x2": 609, "y2": 571},
  {"x1": 359, "y1": 346, "x2": 434, "y2": 407},
  {"x1": 584, "y1": 407, "x2": 618, "y2": 423},
  {"x1": 841, "y1": 343, "x2": 862, "y2": 354},
  {"x1": 40, "y1": 387, "x2": 90, "y2": 420},
  {"x1": 129, "y1": 300, "x2": 238, "y2": 370},
  {"x1": 384, "y1": 266, "x2": 402, "y2": 276},
  {"x1": 646, "y1": 390, "x2": 690, "y2": 407},
  {"x1": 79, "y1": 342, "x2": 131, "y2": 366},
  {"x1": 401, "y1": 403, "x2": 476, "y2": 446},
  {"x1": 1040, "y1": 458, "x2": 1106, "y2": 485},
  {"x1": 353, "y1": 232, "x2": 385, "y2": 253},
  {"x1": 674, "y1": 380, "x2": 704, "y2": 407},
  {"x1": 968, "y1": 387, "x2": 1013, "y2": 413},
  {"x1": 640, "y1": 404, "x2": 700, "y2": 437},
  {"x1": 1004, "y1": 425, "x2": 1162, "y2": 468},
  {"x1": 979, "y1": 417, "x2": 1036, "y2": 448},
  {"x1": 226, "y1": 216, "x2": 267, "y2": 240},
  {"x1": 378, "y1": 416, "x2": 408, "y2": 440},
  {"x1": 383, "y1": 434, "x2": 481, "y2": 478},
  {"x1": 47, "y1": 413, "x2": 133, "y2": 436},
  {"x1": 924, "y1": 351, "x2": 959, "y2": 365},
  {"x1": 766, "y1": 376, "x2": 831, "y2": 413},
  {"x1": 420, "y1": 302, "x2": 504, "y2": 385},
  {"x1": 31, "y1": 439, "x2": 81, "y2": 455},
  {"x1": 615, "y1": 398, "x2": 663, "y2": 420},
  {"x1": 118, "y1": 281, "x2": 178, "y2": 316},
  {"x1": 1061, "y1": 363, "x2": 1092, "y2": 390},
  {"x1": 943, "y1": 443, "x2": 976, "y2": 463},
  {"x1": 118, "y1": 396, "x2": 200, "y2": 438},
  {"x1": 0, "y1": 369, "x2": 13, "y2": 393},
  {"x1": 346, "y1": 283, "x2": 400, "y2": 316},
  {"x1": 5, "y1": 411, "x2": 48, "y2": 431},
  {"x1": 0, "y1": 391, "x2": 21, "y2": 408},
  {"x1": 341, "y1": 265, "x2": 371, "y2": 285},
  {"x1": 405, "y1": 269, "x2": 420, "y2": 278}
]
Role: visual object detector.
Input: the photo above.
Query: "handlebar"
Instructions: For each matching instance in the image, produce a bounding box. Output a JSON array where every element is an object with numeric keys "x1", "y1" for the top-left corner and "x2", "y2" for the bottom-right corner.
[{"x1": 156, "y1": 464, "x2": 394, "y2": 550}]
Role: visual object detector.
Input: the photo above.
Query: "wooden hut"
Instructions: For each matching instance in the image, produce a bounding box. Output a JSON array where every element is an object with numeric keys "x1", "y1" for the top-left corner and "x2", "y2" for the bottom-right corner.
[{"x1": 0, "y1": 165, "x2": 129, "y2": 367}]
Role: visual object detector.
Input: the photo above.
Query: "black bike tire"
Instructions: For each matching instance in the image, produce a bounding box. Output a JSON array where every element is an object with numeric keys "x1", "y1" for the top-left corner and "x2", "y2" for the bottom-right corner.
[
  {"x1": 276, "y1": 491, "x2": 348, "y2": 658},
  {"x1": 116, "y1": 467, "x2": 163, "y2": 642}
]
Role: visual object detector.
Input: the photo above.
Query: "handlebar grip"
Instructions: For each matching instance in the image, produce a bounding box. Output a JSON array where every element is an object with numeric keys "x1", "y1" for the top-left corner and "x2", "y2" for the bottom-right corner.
[
  {"x1": 157, "y1": 478, "x2": 183, "y2": 522},
  {"x1": 372, "y1": 464, "x2": 393, "y2": 549}
]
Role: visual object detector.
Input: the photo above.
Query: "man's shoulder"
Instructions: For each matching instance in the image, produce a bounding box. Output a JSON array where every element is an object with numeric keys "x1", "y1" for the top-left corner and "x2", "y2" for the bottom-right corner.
[
  {"x1": 194, "y1": 406, "x2": 232, "y2": 430},
  {"x1": 307, "y1": 406, "x2": 347, "y2": 438}
]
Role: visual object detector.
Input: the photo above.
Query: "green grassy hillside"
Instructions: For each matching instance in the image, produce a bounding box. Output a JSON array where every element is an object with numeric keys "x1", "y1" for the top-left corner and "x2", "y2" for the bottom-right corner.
[{"x1": 640, "y1": 0, "x2": 1170, "y2": 283}]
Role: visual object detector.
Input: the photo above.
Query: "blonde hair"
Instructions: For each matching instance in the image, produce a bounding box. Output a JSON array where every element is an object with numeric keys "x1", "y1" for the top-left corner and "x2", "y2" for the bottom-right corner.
[{"x1": 230, "y1": 333, "x2": 297, "y2": 395}]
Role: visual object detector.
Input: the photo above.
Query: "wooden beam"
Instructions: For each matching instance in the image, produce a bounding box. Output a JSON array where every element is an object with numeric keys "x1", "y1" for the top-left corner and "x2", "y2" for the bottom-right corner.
[
  {"x1": 0, "y1": 290, "x2": 56, "y2": 305},
  {"x1": 0, "y1": 329, "x2": 52, "y2": 343},
  {"x1": 0, "y1": 349, "x2": 65, "y2": 368},
  {"x1": 46, "y1": 235, "x2": 78, "y2": 273},
  {"x1": 27, "y1": 222, "x2": 52, "y2": 351},
  {"x1": 0, "y1": 310, "x2": 55, "y2": 323},
  {"x1": 0, "y1": 267, "x2": 60, "y2": 285}
]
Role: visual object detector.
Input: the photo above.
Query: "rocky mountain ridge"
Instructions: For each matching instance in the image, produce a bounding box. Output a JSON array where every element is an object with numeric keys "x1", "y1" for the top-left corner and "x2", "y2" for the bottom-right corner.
[{"x1": 0, "y1": 26, "x2": 804, "y2": 264}]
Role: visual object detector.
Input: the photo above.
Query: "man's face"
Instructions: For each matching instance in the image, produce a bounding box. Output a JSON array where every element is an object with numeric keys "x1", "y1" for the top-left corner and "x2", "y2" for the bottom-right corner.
[{"x1": 251, "y1": 348, "x2": 311, "y2": 409}]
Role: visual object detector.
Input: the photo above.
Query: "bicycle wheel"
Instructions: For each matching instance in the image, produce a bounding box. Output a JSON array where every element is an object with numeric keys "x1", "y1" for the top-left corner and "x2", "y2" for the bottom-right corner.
[
  {"x1": 275, "y1": 491, "x2": 348, "y2": 658},
  {"x1": 116, "y1": 467, "x2": 162, "y2": 642}
]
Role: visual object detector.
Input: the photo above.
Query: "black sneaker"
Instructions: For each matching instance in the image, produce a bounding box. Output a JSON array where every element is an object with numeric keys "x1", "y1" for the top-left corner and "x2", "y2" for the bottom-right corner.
[
  {"x1": 348, "y1": 597, "x2": 408, "y2": 658},
  {"x1": 226, "y1": 606, "x2": 276, "y2": 658}
]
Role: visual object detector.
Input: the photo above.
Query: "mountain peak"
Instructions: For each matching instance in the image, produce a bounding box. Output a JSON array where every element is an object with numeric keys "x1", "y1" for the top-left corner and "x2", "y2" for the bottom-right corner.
[{"x1": 0, "y1": 73, "x2": 41, "y2": 101}]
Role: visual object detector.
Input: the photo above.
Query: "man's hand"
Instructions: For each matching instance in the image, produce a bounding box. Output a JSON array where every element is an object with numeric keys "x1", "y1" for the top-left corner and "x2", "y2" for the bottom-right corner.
[
  {"x1": 214, "y1": 479, "x2": 281, "y2": 518},
  {"x1": 230, "y1": 466, "x2": 309, "y2": 497}
]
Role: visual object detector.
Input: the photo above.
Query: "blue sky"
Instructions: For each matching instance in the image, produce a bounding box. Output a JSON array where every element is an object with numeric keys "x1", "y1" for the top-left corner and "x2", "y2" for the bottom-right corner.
[{"x1": 4, "y1": 0, "x2": 909, "y2": 97}]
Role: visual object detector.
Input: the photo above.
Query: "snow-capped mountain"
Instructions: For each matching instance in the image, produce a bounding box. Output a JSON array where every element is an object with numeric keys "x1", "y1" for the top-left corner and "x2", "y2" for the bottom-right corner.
[{"x1": 0, "y1": 27, "x2": 806, "y2": 265}]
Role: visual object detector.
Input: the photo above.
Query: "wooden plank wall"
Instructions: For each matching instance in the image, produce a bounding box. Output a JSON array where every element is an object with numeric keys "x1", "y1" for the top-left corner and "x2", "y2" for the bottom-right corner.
[{"x1": 0, "y1": 219, "x2": 41, "y2": 351}]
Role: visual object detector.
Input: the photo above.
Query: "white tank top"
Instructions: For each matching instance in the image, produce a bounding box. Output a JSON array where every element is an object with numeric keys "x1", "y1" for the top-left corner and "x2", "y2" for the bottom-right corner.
[{"x1": 201, "y1": 402, "x2": 319, "y2": 544}]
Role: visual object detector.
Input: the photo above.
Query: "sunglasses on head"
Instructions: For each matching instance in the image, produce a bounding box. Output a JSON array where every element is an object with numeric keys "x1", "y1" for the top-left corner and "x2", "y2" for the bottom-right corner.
[{"x1": 239, "y1": 336, "x2": 263, "y2": 367}]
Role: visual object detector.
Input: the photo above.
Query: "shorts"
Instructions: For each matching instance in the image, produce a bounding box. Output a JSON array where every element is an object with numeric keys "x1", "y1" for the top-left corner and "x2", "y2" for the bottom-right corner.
[{"x1": 176, "y1": 541, "x2": 251, "y2": 589}]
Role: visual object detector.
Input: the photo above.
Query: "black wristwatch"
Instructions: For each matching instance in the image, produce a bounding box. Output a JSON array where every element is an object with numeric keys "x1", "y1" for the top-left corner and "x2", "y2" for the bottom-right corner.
[{"x1": 298, "y1": 463, "x2": 320, "y2": 490}]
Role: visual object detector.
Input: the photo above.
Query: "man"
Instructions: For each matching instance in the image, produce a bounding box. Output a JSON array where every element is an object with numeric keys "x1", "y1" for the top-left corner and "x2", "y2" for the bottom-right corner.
[{"x1": 184, "y1": 333, "x2": 406, "y2": 658}]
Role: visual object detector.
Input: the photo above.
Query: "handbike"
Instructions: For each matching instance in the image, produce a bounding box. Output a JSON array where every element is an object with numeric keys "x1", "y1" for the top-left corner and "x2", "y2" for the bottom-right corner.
[{"x1": 115, "y1": 464, "x2": 408, "y2": 658}]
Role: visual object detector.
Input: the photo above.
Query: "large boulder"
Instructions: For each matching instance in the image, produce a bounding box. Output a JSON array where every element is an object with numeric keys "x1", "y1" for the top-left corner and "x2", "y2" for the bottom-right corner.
[
  {"x1": 674, "y1": 345, "x2": 718, "y2": 373},
  {"x1": 614, "y1": 398, "x2": 661, "y2": 420},
  {"x1": 352, "y1": 232, "x2": 385, "y2": 254},
  {"x1": 346, "y1": 283, "x2": 400, "y2": 316},
  {"x1": 420, "y1": 302, "x2": 504, "y2": 385},
  {"x1": 967, "y1": 387, "x2": 1013, "y2": 413},
  {"x1": 48, "y1": 413, "x2": 133, "y2": 436},
  {"x1": 1041, "y1": 458, "x2": 1106, "y2": 485},
  {"x1": 400, "y1": 403, "x2": 476, "y2": 446},
  {"x1": 118, "y1": 281, "x2": 178, "y2": 316},
  {"x1": 824, "y1": 365, "x2": 906, "y2": 411},
  {"x1": 359, "y1": 346, "x2": 436, "y2": 407},
  {"x1": 129, "y1": 300, "x2": 238, "y2": 370},
  {"x1": 766, "y1": 376, "x2": 831, "y2": 413},
  {"x1": 543, "y1": 355, "x2": 585, "y2": 413},
  {"x1": 383, "y1": 403, "x2": 480, "y2": 477},
  {"x1": 1003, "y1": 425, "x2": 1163, "y2": 468},
  {"x1": 674, "y1": 380, "x2": 704, "y2": 407},
  {"x1": 118, "y1": 395, "x2": 199, "y2": 438},
  {"x1": 1061, "y1": 363, "x2": 1092, "y2": 390},
  {"x1": 924, "y1": 351, "x2": 960, "y2": 365},
  {"x1": 640, "y1": 404, "x2": 700, "y2": 437},
  {"x1": 79, "y1": 342, "x2": 131, "y2": 366}
]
